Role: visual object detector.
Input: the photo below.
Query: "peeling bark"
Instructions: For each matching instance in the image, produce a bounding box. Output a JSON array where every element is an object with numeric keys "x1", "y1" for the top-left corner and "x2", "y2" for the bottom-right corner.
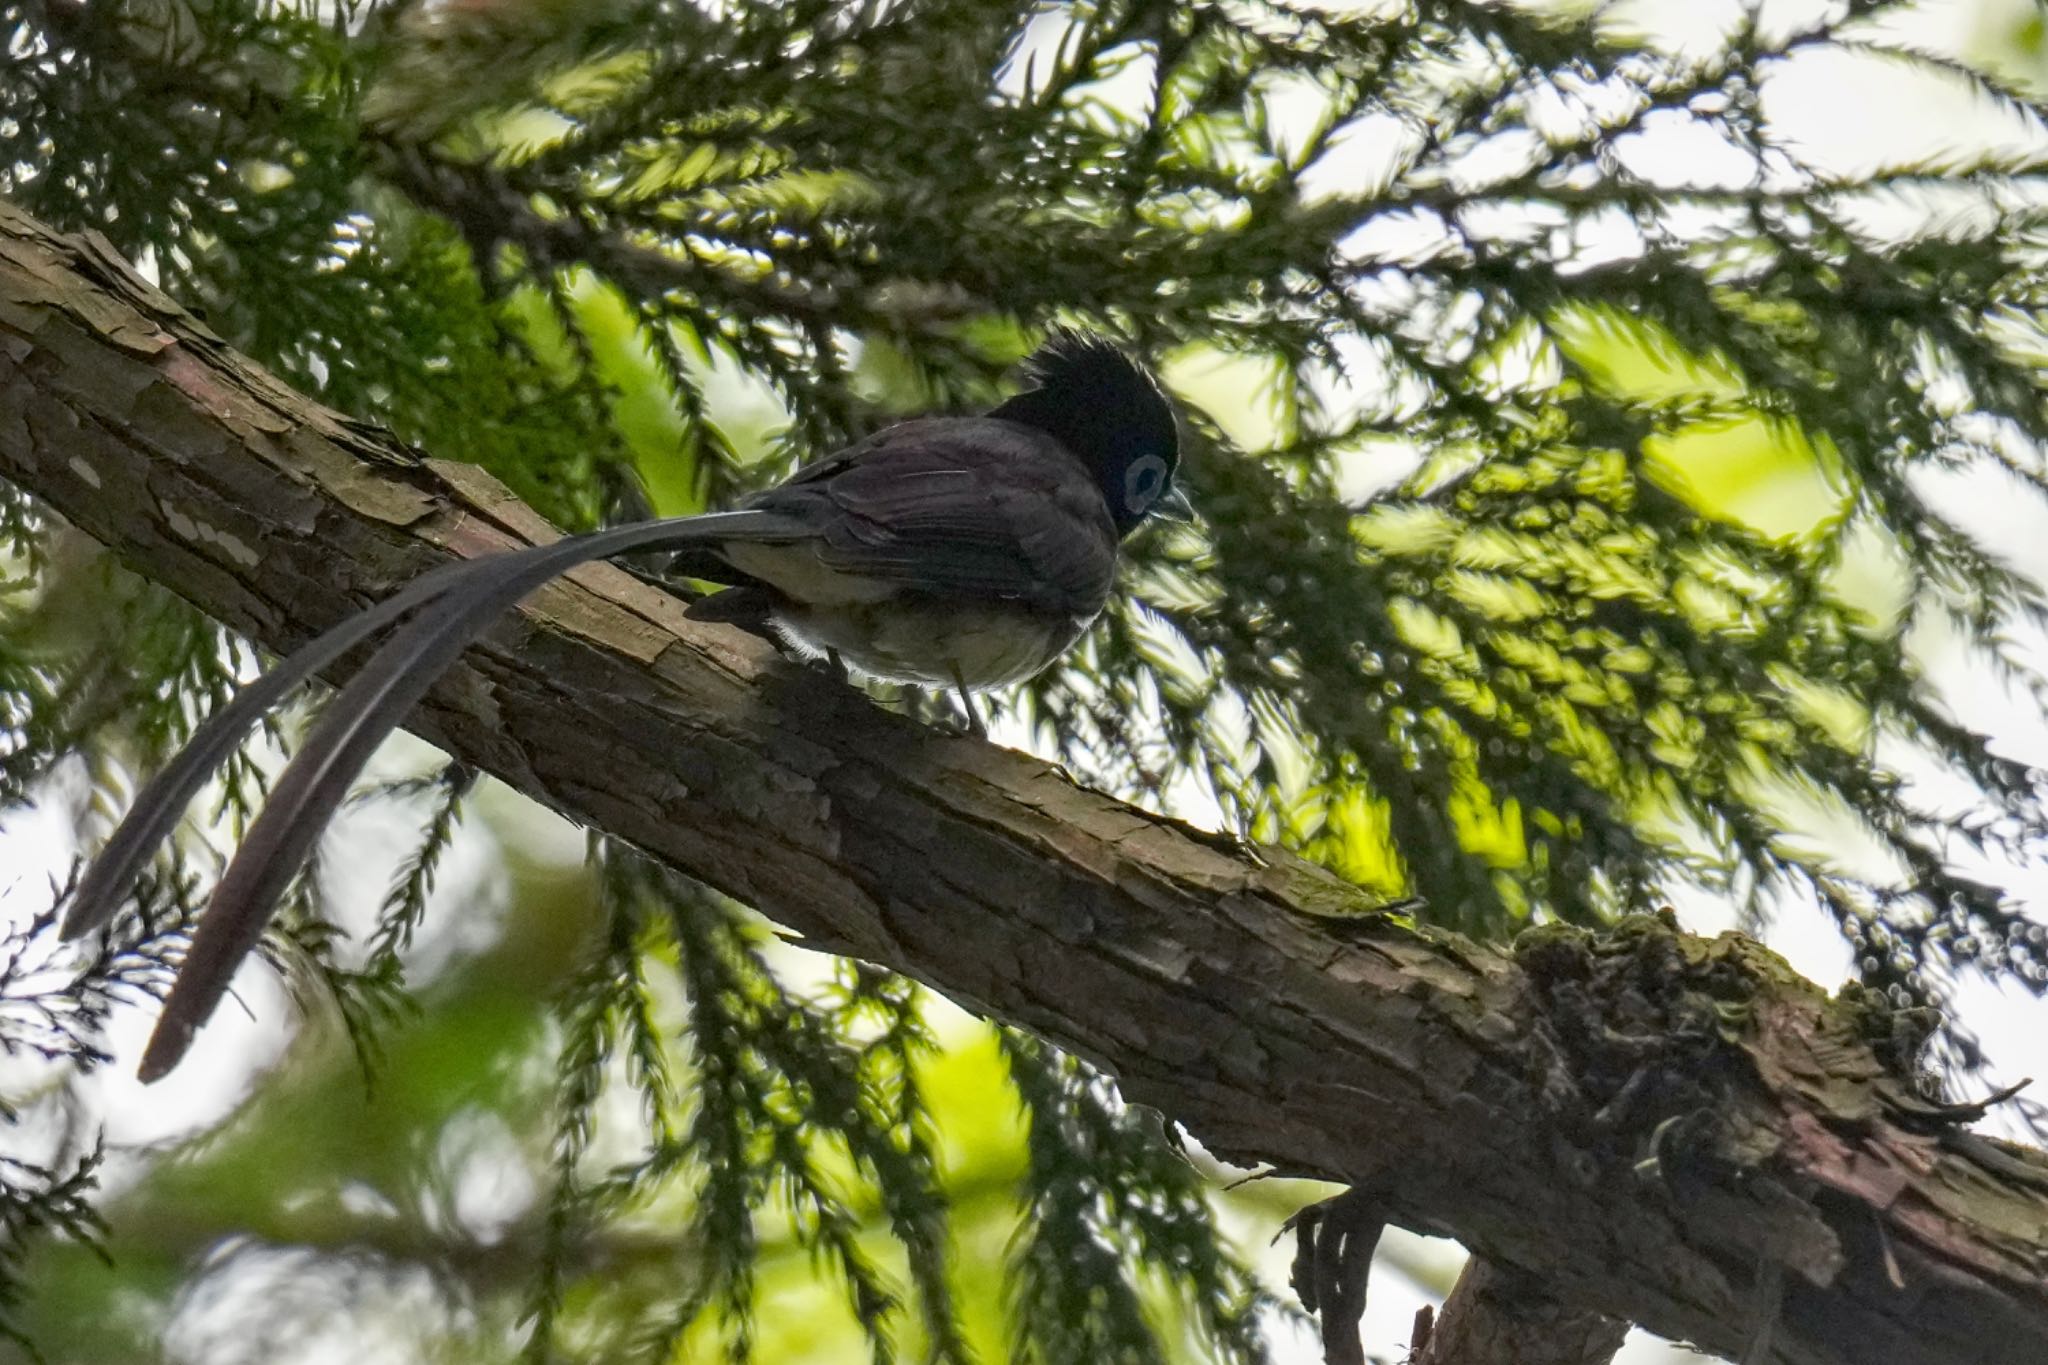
[{"x1": 3, "y1": 198, "x2": 2047, "y2": 1365}]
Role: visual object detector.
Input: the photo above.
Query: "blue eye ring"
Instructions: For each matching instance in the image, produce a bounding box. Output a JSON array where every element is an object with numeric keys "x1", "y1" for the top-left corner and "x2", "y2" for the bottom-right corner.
[{"x1": 1124, "y1": 454, "x2": 1170, "y2": 513}]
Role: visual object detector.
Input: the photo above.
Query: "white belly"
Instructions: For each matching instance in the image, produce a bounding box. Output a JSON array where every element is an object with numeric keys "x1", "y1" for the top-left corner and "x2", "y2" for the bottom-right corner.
[
  {"x1": 772, "y1": 599, "x2": 1092, "y2": 689},
  {"x1": 712, "y1": 538, "x2": 1096, "y2": 689}
]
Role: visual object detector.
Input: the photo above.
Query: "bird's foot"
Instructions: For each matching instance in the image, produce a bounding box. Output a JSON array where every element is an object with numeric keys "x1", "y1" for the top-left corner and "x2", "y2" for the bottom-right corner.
[{"x1": 951, "y1": 671, "x2": 988, "y2": 739}]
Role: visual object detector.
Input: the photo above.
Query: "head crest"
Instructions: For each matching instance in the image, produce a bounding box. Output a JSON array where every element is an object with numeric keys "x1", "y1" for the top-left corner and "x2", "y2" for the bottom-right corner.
[{"x1": 989, "y1": 329, "x2": 1181, "y2": 534}]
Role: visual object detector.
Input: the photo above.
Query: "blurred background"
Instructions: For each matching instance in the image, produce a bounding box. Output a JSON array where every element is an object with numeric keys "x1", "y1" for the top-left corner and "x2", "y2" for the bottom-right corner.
[{"x1": 5, "y1": 0, "x2": 2048, "y2": 1361}]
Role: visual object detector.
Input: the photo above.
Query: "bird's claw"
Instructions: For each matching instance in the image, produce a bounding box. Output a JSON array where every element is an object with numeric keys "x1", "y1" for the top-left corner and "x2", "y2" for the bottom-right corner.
[{"x1": 950, "y1": 670, "x2": 987, "y2": 739}]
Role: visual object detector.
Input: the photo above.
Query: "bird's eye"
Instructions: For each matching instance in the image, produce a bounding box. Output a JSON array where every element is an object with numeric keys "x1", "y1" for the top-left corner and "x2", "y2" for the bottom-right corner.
[{"x1": 1123, "y1": 454, "x2": 1170, "y2": 513}]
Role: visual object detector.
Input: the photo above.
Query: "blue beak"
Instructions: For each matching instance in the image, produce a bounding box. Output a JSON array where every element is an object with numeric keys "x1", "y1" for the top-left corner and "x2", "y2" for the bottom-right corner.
[{"x1": 1154, "y1": 487, "x2": 1195, "y2": 522}]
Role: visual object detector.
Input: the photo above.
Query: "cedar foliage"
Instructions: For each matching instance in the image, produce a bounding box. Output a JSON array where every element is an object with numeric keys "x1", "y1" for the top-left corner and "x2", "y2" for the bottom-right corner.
[{"x1": 3, "y1": 0, "x2": 2047, "y2": 1359}]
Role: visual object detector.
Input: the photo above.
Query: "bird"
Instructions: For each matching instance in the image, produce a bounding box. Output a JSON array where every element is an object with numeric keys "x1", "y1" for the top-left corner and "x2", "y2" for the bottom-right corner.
[{"x1": 60, "y1": 330, "x2": 1186, "y2": 1081}]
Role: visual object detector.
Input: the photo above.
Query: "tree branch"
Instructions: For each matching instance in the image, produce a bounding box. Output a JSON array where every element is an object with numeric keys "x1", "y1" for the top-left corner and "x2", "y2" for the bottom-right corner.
[
  {"x1": 1416, "y1": 1257, "x2": 1630, "y2": 1365},
  {"x1": 3, "y1": 197, "x2": 2046, "y2": 1365}
]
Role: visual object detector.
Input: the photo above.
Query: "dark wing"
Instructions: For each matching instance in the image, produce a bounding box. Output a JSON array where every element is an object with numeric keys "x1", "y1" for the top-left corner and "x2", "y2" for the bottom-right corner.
[
  {"x1": 656, "y1": 427, "x2": 899, "y2": 587},
  {"x1": 742, "y1": 417, "x2": 1118, "y2": 617}
]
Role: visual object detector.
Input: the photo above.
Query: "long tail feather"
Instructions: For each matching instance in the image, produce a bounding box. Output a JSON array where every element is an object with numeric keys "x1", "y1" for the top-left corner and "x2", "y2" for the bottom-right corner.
[
  {"x1": 62, "y1": 554, "x2": 506, "y2": 940},
  {"x1": 135, "y1": 508, "x2": 788, "y2": 1081}
]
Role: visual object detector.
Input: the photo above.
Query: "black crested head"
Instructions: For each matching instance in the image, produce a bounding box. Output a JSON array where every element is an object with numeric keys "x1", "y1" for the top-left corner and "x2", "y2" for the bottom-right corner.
[{"x1": 988, "y1": 329, "x2": 1182, "y2": 536}]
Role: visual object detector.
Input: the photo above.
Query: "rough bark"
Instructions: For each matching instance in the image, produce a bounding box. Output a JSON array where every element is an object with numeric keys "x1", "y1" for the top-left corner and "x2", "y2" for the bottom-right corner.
[
  {"x1": 3, "y1": 198, "x2": 2046, "y2": 1365},
  {"x1": 1416, "y1": 1257, "x2": 1631, "y2": 1365}
]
